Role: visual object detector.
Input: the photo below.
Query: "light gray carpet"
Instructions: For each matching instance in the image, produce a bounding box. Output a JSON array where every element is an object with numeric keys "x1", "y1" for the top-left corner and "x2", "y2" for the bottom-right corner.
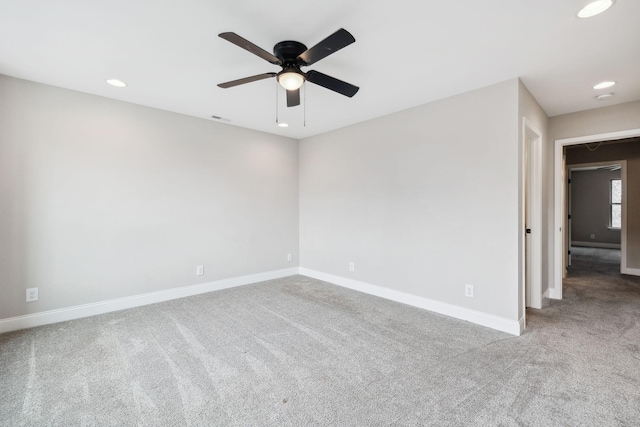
[{"x1": 1, "y1": 251, "x2": 639, "y2": 426}]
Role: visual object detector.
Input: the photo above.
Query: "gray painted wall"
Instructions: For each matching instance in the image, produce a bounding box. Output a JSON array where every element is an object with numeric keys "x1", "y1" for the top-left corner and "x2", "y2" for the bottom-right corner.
[
  {"x1": 299, "y1": 79, "x2": 521, "y2": 322},
  {"x1": 0, "y1": 75, "x2": 299, "y2": 319},
  {"x1": 569, "y1": 168, "x2": 621, "y2": 246},
  {"x1": 551, "y1": 102, "x2": 640, "y2": 140}
]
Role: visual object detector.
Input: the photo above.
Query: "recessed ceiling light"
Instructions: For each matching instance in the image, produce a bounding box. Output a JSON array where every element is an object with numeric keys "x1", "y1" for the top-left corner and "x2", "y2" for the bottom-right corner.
[
  {"x1": 595, "y1": 93, "x2": 614, "y2": 100},
  {"x1": 278, "y1": 123, "x2": 289, "y2": 128},
  {"x1": 592, "y1": 81, "x2": 616, "y2": 90},
  {"x1": 106, "y1": 79, "x2": 127, "y2": 87},
  {"x1": 577, "y1": 0, "x2": 615, "y2": 18}
]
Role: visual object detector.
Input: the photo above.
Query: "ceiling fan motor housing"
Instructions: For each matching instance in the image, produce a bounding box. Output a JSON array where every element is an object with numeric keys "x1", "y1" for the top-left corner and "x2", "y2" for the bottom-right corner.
[{"x1": 273, "y1": 41, "x2": 308, "y2": 65}]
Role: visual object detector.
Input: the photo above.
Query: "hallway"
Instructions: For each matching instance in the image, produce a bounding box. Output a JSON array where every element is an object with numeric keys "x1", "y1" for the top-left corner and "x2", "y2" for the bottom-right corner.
[
  {"x1": 567, "y1": 246, "x2": 621, "y2": 275},
  {"x1": 528, "y1": 245, "x2": 639, "y2": 348}
]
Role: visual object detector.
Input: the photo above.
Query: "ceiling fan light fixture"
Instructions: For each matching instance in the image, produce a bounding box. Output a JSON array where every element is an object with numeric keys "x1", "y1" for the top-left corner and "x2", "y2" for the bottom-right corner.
[
  {"x1": 278, "y1": 71, "x2": 304, "y2": 91},
  {"x1": 577, "y1": 0, "x2": 615, "y2": 18}
]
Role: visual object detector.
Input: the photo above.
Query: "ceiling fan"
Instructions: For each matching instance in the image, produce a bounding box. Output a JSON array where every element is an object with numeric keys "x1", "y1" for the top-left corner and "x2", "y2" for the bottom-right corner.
[{"x1": 217, "y1": 28, "x2": 359, "y2": 107}]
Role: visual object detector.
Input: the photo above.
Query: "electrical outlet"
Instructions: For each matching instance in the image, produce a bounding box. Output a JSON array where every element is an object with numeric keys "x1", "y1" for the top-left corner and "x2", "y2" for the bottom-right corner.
[
  {"x1": 349, "y1": 262, "x2": 355, "y2": 272},
  {"x1": 196, "y1": 265, "x2": 204, "y2": 276},
  {"x1": 26, "y1": 287, "x2": 38, "y2": 302},
  {"x1": 590, "y1": 234, "x2": 596, "y2": 240},
  {"x1": 287, "y1": 253, "x2": 292, "y2": 262},
  {"x1": 465, "y1": 284, "x2": 474, "y2": 298}
]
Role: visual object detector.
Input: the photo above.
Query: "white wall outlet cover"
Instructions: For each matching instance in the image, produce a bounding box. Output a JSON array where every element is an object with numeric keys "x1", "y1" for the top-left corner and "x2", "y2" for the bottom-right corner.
[
  {"x1": 349, "y1": 262, "x2": 355, "y2": 272},
  {"x1": 287, "y1": 253, "x2": 292, "y2": 262},
  {"x1": 196, "y1": 265, "x2": 204, "y2": 276},
  {"x1": 465, "y1": 284, "x2": 474, "y2": 298},
  {"x1": 26, "y1": 287, "x2": 39, "y2": 302}
]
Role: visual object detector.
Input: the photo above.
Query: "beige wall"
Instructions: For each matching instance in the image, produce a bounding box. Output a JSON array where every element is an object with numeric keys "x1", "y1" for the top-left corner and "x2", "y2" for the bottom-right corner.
[
  {"x1": 300, "y1": 79, "x2": 521, "y2": 322},
  {"x1": 0, "y1": 75, "x2": 299, "y2": 319}
]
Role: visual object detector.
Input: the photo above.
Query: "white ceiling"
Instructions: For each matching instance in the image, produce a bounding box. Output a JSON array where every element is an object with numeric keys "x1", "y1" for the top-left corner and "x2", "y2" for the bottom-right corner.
[{"x1": 1, "y1": 0, "x2": 639, "y2": 139}]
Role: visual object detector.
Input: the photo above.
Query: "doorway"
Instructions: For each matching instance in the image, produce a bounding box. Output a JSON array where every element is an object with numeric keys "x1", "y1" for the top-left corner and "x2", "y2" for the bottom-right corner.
[
  {"x1": 567, "y1": 162, "x2": 623, "y2": 275},
  {"x1": 553, "y1": 128, "x2": 640, "y2": 299}
]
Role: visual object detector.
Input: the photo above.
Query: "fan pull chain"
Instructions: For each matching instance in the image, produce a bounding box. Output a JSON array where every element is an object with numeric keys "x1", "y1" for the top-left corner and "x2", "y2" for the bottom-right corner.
[
  {"x1": 275, "y1": 80, "x2": 279, "y2": 125},
  {"x1": 303, "y1": 82, "x2": 306, "y2": 127}
]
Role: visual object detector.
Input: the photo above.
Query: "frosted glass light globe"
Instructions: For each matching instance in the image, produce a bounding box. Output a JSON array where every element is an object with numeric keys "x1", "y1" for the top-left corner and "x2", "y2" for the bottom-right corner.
[{"x1": 278, "y1": 72, "x2": 304, "y2": 90}]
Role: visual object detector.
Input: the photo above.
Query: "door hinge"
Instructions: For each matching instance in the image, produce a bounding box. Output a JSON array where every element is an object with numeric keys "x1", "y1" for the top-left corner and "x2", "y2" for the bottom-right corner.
[
  {"x1": 568, "y1": 214, "x2": 571, "y2": 219},
  {"x1": 526, "y1": 228, "x2": 532, "y2": 234}
]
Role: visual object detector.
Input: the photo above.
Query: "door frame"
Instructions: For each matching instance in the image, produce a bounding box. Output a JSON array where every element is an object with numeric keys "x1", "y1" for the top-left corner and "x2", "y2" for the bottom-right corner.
[
  {"x1": 522, "y1": 118, "x2": 542, "y2": 310},
  {"x1": 553, "y1": 128, "x2": 640, "y2": 299}
]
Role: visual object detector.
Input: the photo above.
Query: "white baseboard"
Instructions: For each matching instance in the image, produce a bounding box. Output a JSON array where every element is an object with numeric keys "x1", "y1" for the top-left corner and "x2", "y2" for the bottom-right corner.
[
  {"x1": 549, "y1": 286, "x2": 562, "y2": 300},
  {"x1": 0, "y1": 268, "x2": 299, "y2": 335},
  {"x1": 571, "y1": 241, "x2": 621, "y2": 249},
  {"x1": 299, "y1": 268, "x2": 521, "y2": 336},
  {"x1": 622, "y1": 267, "x2": 640, "y2": 276}
]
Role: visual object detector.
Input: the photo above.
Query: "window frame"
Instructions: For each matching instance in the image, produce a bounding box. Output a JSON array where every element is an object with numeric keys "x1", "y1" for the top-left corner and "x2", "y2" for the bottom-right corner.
[{"x1": 610, "y1": 178, "x2": 622, "y2": 230}]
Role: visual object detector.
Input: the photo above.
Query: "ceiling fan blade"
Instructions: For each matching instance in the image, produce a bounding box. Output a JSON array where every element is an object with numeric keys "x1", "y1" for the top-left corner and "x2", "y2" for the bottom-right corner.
[
  {"x1": 297, "y1": 28, "x2": 355, "y2": 66},
  {"x1": 219, "y1": 32, "x2": 282, "y2": 65},
  {"x1": 306, "y1": 70, "x2": 359, "y2": 97},
  {"x1": 286, "y1": 89, "x2": 300, "y2": 107},
  {"x1": 218, "y1": 73, "x2": 276, "y2": 88}
]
